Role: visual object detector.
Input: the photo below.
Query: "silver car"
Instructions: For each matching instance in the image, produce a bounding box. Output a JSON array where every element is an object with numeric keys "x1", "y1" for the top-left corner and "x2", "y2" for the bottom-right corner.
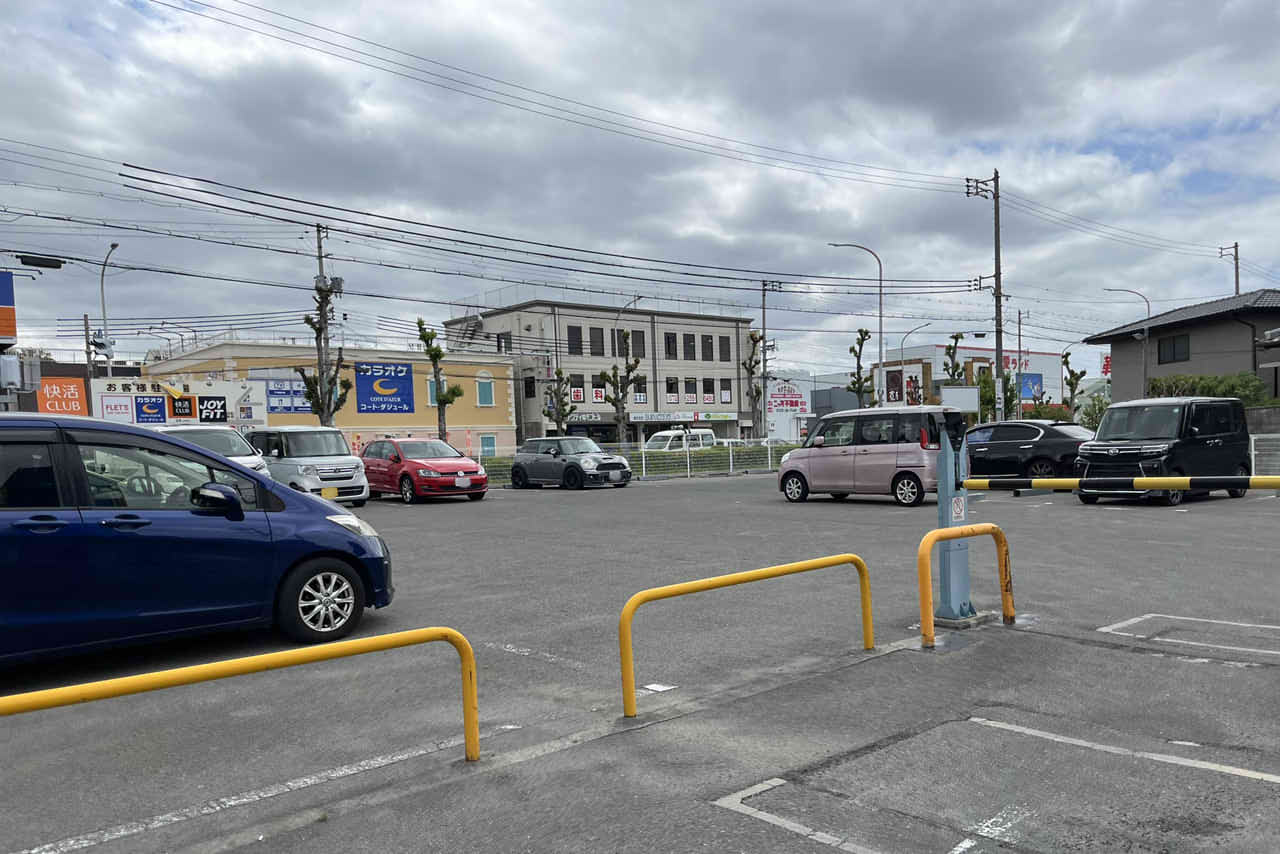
[
  {"x1": 152, "y1": 424, "x2": 270, "y2": 475},
  {"x1": 245, "y1": 425, "x2": 369, "y2": 506},
  {"x1": 511, "y1": 437, "x2": 632, "y2": 489}
]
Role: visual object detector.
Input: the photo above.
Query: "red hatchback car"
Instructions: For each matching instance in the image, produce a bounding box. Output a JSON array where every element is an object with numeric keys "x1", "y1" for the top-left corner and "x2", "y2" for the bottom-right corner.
[{"x1": 361, "y1": 438, "x2": 488, "y2": 503}]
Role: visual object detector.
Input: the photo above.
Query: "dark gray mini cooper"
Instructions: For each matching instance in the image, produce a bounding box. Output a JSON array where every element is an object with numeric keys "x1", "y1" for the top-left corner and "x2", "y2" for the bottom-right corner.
[{"x1": 511, "y1": 437, "x2": 632, "y2": 489}]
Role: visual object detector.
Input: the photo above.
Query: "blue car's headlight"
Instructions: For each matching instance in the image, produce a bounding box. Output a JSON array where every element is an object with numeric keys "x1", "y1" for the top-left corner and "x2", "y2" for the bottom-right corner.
[{"x1": 327, "y1": 514, "x2": 379, "y2": 538}]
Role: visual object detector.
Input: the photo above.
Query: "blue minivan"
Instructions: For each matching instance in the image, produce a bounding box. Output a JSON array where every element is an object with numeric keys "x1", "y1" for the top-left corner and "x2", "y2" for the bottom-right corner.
[{"x1": 1, "y1": 413, "x2": 394, "y2": 663}]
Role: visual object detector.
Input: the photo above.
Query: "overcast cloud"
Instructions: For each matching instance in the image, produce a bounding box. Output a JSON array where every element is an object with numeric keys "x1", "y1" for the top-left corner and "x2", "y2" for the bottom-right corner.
[{"x1": 3, "y1": 0, "x2": 1279, "y2": 378}]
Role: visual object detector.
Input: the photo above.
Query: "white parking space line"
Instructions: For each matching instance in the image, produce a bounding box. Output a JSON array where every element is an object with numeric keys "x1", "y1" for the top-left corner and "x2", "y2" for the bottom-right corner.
[
  {"x1": 712, "y1": 779, "x2": 885, "y2": 854},
  {"x1": 481, "y1": 641, "x2": 588, "y2": 670},
  {"x1": 1097, "y1": 613, "x2": 1280, "y2": 657},
  {"x1": 13, "y1": 725, "x2": 522, "y2": 854},
  {"x1": 969, "y1": 718, "x2": 1280, "y2": 784}
]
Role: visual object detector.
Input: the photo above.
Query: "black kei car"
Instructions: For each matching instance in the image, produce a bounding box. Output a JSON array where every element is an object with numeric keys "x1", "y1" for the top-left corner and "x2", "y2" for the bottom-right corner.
[
  {"x1": 1073, "y1": 396, "x2": 1251, "y2": 506},
  {"x1": 966, "y1": 420, "x2": 1095, "y2": 478}
]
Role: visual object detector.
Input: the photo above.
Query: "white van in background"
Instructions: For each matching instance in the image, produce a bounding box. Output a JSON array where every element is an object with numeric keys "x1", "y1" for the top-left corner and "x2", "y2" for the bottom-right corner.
[{"x1": 643, "y1": 428, "x2": 717, "y2": 451}]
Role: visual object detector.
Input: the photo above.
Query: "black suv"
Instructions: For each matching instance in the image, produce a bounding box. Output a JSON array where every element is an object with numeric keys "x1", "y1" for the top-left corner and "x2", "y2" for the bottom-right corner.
[{"x1": 1074, "y1": 397, "x2": 1250, "y2": 506}]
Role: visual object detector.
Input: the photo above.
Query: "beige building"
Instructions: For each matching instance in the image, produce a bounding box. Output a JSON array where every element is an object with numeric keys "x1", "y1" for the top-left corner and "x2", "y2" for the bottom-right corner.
[
  {"x1": 444, "y1": 299, "x2": 756, "y2": 442},
  {"x1": 143, "y1": 342, "x2": 518, "y2": 457}
]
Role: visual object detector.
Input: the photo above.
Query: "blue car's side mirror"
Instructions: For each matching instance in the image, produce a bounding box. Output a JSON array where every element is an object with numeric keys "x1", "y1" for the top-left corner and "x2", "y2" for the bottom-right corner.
[{"x1": 192, "y1": 482, "x2": 243, "y2": 516}]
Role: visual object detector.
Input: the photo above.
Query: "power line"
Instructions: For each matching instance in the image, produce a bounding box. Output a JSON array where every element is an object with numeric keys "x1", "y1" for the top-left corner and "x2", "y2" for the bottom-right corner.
[
  {"x1": 4, "y1": 247, "x2": 990, "y2": 327},
  {"x1": 121, "y1": 162, "x2": 971, "y2": 284},
  {"x1": 1001, "y1": 187, "x2": 1220, "y2": 251},
  {"x1": 227, "y1": 0, "x2": 964, "y2": 182},
  {"x1": 143, "y1": 0, "x2": 965, "y2": 195}
]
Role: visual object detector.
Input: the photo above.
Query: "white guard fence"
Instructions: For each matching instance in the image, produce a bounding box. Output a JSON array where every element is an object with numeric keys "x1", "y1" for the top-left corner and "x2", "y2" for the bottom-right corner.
[
  {"x1": 1252, "y1": 434, "x2": 1280, "y2": 477},
  {"x1": 478, "y1": 440, "x2": 802, "y2": 487}
]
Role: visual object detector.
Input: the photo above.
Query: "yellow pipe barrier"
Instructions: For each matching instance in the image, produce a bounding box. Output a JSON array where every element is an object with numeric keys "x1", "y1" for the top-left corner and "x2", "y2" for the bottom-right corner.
[
  {"x1": 917, "y1": 523, "x2": 1015, "y2": 649},
  {"x1": 619, "y1": 554, "x2": 874, "y2": 717},
  {"x1": 0, "y1": 626, "x2": 482, "y2": 761}
]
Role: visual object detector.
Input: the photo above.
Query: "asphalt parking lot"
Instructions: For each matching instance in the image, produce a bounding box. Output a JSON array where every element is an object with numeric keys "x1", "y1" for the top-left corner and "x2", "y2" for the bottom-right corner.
[{"x1": 4, "y1": 476, "x2": 1279, "y2": 852}]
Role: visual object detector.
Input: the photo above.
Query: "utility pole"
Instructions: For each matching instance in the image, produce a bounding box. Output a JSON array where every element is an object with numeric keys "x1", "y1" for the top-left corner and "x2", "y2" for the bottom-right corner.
[
  {"x1": 1220, "y1": 242, "x2": 1240, "y2": 295},
  {"x1": 300, "y1": 224, "x2": 347, "y2": 426},
  {"x1": 314, "y1": 224, "x2": 330, "y2": 417},
  {"x1": 83, "y1": 314, "x2": 92, "y2": 380},
  {"x1": 760, "y1": 281, "x2": 780, "y2": 437},
  {"x1": 967, "y1": 170, "x2": 1003, "y2": 419},
  {"x1": 761, "y1": 281, "x2": 768, "y2": 439},
  {"x1": 1016, "y1": 309, "x2": 1024, "y2": 415}
]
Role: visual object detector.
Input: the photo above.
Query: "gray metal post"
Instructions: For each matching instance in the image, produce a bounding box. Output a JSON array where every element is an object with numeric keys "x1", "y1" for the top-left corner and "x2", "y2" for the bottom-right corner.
[{"x1": 935, "y1": 436, "x2": 975, "y2": 620}]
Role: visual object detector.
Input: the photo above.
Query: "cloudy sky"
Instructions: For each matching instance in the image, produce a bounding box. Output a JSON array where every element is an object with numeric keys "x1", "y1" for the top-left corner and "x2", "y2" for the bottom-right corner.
[{"x1": 4, "y1": 0, "x2": 1279, "y2": 384}]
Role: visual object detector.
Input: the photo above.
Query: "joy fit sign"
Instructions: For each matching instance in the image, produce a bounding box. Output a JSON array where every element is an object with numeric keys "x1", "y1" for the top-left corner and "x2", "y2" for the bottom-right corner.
[{"x1": 90, "y1": 379, "x2": 264, "y2": 428}]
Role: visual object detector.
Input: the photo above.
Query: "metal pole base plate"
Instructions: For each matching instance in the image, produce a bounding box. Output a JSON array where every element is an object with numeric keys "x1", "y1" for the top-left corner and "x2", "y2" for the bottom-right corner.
[{"x1": 933, "y1": 610, "x2": 998, "y2": 630}]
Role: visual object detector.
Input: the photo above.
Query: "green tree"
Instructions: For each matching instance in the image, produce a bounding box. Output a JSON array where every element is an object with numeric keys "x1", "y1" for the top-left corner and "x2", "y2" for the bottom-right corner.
[
  {"x1": 741, "y1": 330, "x2": 764, "y2": 437},
  {"x1": 978, "y1": 370, "x2": 1017, "y2": 421},
  {"x1": 416, "y1": 319, "x2": 464, "y2": 441},
  {"x1": 846, "y1": 328, "x2": 876, "y2": 406},
  {"x1": 599, "y1": 330, "x2": 645, "y2": 444},
  {"x1": 1062, "y1": 353, "x2": 1087, "y2": 419},
  {"x1": 1147, "y1": 372, "x2": 1274, "y2": 406},
  {"x1": 543, "y1": 368, "x2": 577, "y2": 434},
  {"x1": 943, "y1": 333, "x2": 965, "y2": 385},
  {"x1": 1080, "y1": 388, "x2": 1111, "y2": 432}
]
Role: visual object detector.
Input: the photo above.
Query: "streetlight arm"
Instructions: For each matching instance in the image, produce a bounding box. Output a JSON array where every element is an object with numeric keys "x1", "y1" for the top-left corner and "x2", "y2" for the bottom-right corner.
[{"x1": 830, "y1": 243, "x2": 884, "y2": 405}]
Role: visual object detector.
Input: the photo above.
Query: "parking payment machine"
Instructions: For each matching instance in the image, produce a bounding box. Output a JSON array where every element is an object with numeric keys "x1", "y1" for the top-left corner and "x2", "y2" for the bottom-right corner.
[{"x1": 935, "y1": 417, "x2": 977, "y2": 622}]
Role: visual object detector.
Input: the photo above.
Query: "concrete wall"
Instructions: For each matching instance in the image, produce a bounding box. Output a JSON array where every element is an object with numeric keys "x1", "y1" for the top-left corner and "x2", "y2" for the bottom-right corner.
[
  {"x1": 1109, "y1": 312, "x2": 1274, "y2": 402},
  {"x1": 1246, "y1": 406, "x2": 1280, "y2": 434}
]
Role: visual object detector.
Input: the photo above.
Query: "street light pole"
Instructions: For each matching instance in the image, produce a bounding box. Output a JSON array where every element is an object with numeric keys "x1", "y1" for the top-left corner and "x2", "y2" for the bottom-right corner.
[
  {"x1": 1103, "y1": 287, "x2": 1151, "y2": 396},
  {"x1": 99, "y1": 242, "x2": 119, "y2": 377},
  {"x1": 829, "y1": 243, "x2": 884, "y2": 404},
  {"x1": 612, "y1": 295, "x2": 643, "y2": 444},
  {"x1": 900, "y1": 322, "x2": 930, "y2": 403}
]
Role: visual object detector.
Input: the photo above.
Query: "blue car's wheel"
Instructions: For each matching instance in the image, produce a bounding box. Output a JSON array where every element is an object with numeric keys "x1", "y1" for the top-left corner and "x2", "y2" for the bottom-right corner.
[{"x1": 277, "y1": 559, "x2": 365, "y2": 643}]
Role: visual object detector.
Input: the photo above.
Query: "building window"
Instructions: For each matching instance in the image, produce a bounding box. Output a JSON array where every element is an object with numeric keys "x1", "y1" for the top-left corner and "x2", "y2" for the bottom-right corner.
[
  {"x1": 427, "y1": 379, "x2": 437, "y2": 407},
  {"x1": 701, "y1": 335, "x2": 714, "y2": 361},
  {"x1": 718, "y1": 336, "x2": 731, "y2": 362},
  {"x1": 476, "y1": 372, "x2": 495, "y2": 407},
  {"x1": 524, "y1": 376, "x2": 536, "y2": 399},
  {"x1": 634, "y1": 377, "x2": 648, "y2": 404},
  {"x1": 720, "y1": 378, "x2": 732, "y2": 404},
  {"x1": 614, "y1": 329, "x2": 629, "y2": 358},
  {"x1": 496, "y1": 332, "x2": 513, "y2": 353},
  {"x1": 665, "y1": 376, "x2": 679, "y2": 403},
  {"x1": 684, "y1": 377, "x2": 697, "y2": 404},
  {"x1": 592, "y1": 375, "x2": 606, "y2": 403},
  {"x1": 664, "y1": 332, "x2": 678, "y2": 360},
  {"x1": 1158, "y1": 333, "x2": 1190, "y2": 364},
  {"x1": 702, "y1": 377, "x2": 715, "y2": 404},
  {"x1": 569, "y1": 373, "x2": 585, "y2": 403},
  {"x1": 589, "y1": 327, "x2": 605, "y2": 357},
  {"x1": 480, "y1": 435, "x2": 497, "y2": 458},
  {"x1": 683, "y1": 334, "x2": 696, "y2": 360},
  {"x1": 632, "y1": 329, "x2": 646, "y2": 358},
  {"x1": 566, "y1": 326, "x2": 583, "y2": 355}
]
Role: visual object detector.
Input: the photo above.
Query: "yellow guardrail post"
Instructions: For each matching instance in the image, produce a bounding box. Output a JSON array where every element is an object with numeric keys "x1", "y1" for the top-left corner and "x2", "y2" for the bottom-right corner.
[
  {"x1": 917, "y1": 523, "x2": 1014, "y2": 649},
  {"x1": 619, "y1": 553, "x2": 874, "y2": 717},
  {"x1": 0, "y1": 626, "x2": 482, "y2": 762}
]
